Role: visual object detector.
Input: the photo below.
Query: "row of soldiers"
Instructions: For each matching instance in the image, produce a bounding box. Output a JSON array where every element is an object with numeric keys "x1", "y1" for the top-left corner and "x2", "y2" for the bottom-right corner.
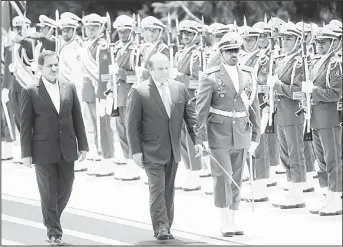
[{"x1": 1, "y1": 11, "x2": 342, "y2": 226}]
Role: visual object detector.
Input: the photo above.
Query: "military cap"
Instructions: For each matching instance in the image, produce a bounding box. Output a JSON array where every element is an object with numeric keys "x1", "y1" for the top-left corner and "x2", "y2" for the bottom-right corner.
[
  {"x1": 268, "y1": 17, "x2": 286, "y2": 31},
  {"x1": 327, "y1": 20, "x2": 342, "y2": 37},
  {"x1": 253, "y1": 22, "x2": 272, "y2": 33},
  {"x1": 113, "y1": 15, "x2": 133, "y2": 30},
  {"x1": 225, "y1": 24, "x2": 237, "y2": 33},
  {"x1": 218, "y1": 32, "x2": 243, "y2": 51},
  {"x1": 58, "y1": 17, "x2": 79, "y2": 29},
  {"x1": 36, "y1": 15, "x2": 58, "y2": 28},
  {"x1": 82, "y1": 13, "x2": 106, "y2": 26},
  {"x1": 141, "y1": 16, "x2": 166, "y2": 29},
  {"x1": 239, "y1": 25, "x2": 263, "y2": 37},
  {"x1": 60, "y1": 12, "x2": 81, "y2": 22},
  {"x1": 314, "y1": 27, "x2": 340, "y2": 40},
  {"x1": 12, "y1": 16, "x2": 31, "y2": 27},
  {"x1": 209, "y1": 23, "x2": 231, "y2": 34},
  {"x1": 278, "y1": 22, "x2": 302, "y2": 38},
  {"x1": 179, "y1": 20, "x2": 201, "y2": 33},
  {"x1": 329, "y1": 20, "x2": 342, "y2": 29}
]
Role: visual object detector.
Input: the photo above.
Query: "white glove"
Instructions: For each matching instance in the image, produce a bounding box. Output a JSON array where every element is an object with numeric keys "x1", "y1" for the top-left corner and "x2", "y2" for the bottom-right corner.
[
  {"x1": 135, "y1": 66, "x2": 143, "y2": 77},
  {"x1": 302, "y1": 80, "x2": 314, "y2": 94},
  {"x1": 98, "y1": 99, "x2": 106, "y2": 117},
  {"x1": 109, "y1": 63, "x2": 119, "y2": 74},
  {"x1": 260, "y1": 110, "x2": 269, "y2": 135},
  {"x1": 199, "y1": 71, "x2": 206, "y2": 80},
  {"x1": 202, "y1": 141, "x2": 209, "y2": 150},
  {"x1": 248, "y1": 141, "x2": 259, "y2": 155},
  {"x1": 2, "y1": 88, "x2": 10, "y2": 104},
  {"x1": 105, "y1": 97, "x2": 114, "y2": 115},
  {"x1": 194, "y1": 144, "x2": 203, "y2": 158},
  {"x1": 267, "y1": 75, "x2": 278, "y2": 88}
]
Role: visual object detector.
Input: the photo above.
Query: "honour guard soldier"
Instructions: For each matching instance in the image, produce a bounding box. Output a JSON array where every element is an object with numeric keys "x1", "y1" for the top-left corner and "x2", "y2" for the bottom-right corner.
[
  {"x1": 1, "y1": 42, "x2": 15, "y2": 160},
  {"x1": 266, "y1": 22, "x2": 308, "y2": 209},
  {"x1": 237, "y1": 24, "x2": 273, "y2": 201},
  {"x1": 206, "y1": 23, "x2": 234, "y2": 68},
  {"x1": 296, "y1": 22, "x2": 319, "y2": 58},
  {"x1": 135, "y1": 16, "x2": 170, "y2": 184},
  {"x1": 305, "y1": 28, "x2": 342, "y2": 216},
  {"x1": 172, "y1": 20, "x2": 204, "y2": 191},
  {"x1": 8, "y1": 16, "x2": 36, "y2": 163},
  {"x1": 81, "y1": 13, "x2": 115, "y2": 176},
  {"x1": 57, "y1": 14, "x2": 87, "y2": 172},
  {"x1": 252, "y1": 21, "x2": 281, "y2": 187},
  {"x1": 110, "y1": 15, "x2": 141, "y2": 181},
  {"x1": 196, "y1": 32, "x2": 261, "y2": 236}
]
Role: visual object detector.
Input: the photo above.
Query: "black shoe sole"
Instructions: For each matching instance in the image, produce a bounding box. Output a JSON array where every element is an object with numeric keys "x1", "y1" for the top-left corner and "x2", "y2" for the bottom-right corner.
[
  {"x1": 205, "y1": 192, "x2": 213, "y2": 195},
  {"x1": 221, "y1": 232, "x2": 235, "y2": 237},
  {"x1": 309, "y1": 210, "x2": 319, "y2": 214},
  {"x1": 200, "y1": 174, "x2": 211, "y2": 178},
  {"x1": 183, "y1": 186, "x2": 201, "y2": 192},
  {"x1": 241, "y1": 197, "x2": 269, "y2": 202},
  {"x1": 275, "y1": 171, "x2": 286, "y2": 174},
  {"x1": 267, "y1": 182, "x2": 277, "y2": 187},
  {"x1": 115, "y1": 177, "x2": 140, "y2": 181},
  {"x1": 283, "y1": 187, "x2": 315, "y2": 193},
  {"x1": 234, "y1": 231, "x2": 244, "y2": 235},
  {"x1": 276, "y1": 203, "x2": 306, "y2": 209},
  {"x1": 94, "y1": 172, "x2": 114, "y2": 177},
  {"x1": 319, "y1": 211, "x2": 342, "y2": 216},
  {"x1": 157, "y1": 234, "x2": 169, "y2": 240},
  {"x1": 75, "y1": 168, "x2": 87, "y2": 172}
]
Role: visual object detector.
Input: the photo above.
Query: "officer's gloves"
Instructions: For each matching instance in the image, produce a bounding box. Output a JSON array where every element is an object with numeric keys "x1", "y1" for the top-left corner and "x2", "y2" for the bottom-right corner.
[
  {"x1": 248, "y1": 141, "x2": 259, "y2": 155},
  {"x1": 266, "y1": 75, "x2": 279, "y2": 88},
  {"x1": 1, "y1": 88, "x2": 9, "y2": 104},
  {"x1": 302, "y1": 80, "x2": 315, "y2": 94}
]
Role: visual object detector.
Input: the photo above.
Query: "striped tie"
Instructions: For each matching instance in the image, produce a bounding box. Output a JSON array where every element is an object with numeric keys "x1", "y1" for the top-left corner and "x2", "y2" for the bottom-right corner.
[{"x1": 160, "y1": 82, "x2": 171, "y2": 117}]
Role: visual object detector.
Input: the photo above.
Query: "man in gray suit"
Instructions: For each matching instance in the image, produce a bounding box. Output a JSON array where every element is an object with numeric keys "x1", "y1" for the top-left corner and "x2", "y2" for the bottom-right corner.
[
  {"x1": 20, "y1": 50, "x2": 89, "y2": 245},
  {"x1": 126, "y1": 53, "x2": 203, "y2": 240}
]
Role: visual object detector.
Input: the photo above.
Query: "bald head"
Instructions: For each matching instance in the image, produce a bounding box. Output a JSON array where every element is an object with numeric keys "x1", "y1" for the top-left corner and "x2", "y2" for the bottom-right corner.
[
  {"x1": 148, "y1": 53, "x2": 170, "y2": 83},
  {"x1": 148, "y1": 53, "x2": 169, "y2": 70}
]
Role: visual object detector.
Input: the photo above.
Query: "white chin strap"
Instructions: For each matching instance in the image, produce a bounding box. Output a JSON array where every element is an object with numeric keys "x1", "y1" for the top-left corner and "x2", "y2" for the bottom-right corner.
[
  {"x1": 284, "y1": 36, "x2": 300, "y2": 56},
  {"x1": 63, "y1": 28, "x2": 77, "y2": 45},
  {"x1": 244, "y1": 35, "x2": 259, "y2": 53}
]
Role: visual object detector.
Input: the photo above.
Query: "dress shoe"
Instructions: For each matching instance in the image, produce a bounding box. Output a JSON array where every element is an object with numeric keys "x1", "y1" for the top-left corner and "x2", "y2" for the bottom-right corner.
[
  {"x1": 49, "y1": 236, "x2": 64, "y2": 246},
  {"x1": 156, "y1": 229, "x2": 169, "y2": 240},
  {"x1": 168, "y1": 232, "x2": 175, "y2": 239}
]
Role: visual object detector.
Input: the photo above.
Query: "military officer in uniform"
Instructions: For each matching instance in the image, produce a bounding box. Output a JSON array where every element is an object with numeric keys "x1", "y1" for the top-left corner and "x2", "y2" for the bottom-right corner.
[
  {"x1": 110, "y1": 15, "x2": 141, "y2": 181},
  {"x1": 305, "y1": 28, "x2": 342, "y2": 216},
  {"x1": 81, "y1": 13, "x2": 114, "y2": 176},
  {"x1": 172, "y1": 20, "x2": 204, "y2": 191},
  {"x1": 196, "y1": 32, "x2": 261, "y2": 236},
  {"x1": 266, "y1": 22, "x2": 308, "y2": 209}
]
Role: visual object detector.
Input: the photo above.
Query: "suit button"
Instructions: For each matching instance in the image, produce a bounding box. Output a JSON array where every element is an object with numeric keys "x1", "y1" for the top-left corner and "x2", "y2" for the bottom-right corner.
[
  {"x1": 234, "y1": 99, "x2": 236, "y2": 101},
  {"x1": 60, "y1": 131, "x2": 62, "y2": 133},
  {"x1": 233, "y1": 121, "x2": 235, "y2": 124}
]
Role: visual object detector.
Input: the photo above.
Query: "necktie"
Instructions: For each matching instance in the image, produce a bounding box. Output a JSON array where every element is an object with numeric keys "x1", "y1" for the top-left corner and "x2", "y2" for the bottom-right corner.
[{"x1": 160, "y1": 83, "x2": 171, "y2": 117}]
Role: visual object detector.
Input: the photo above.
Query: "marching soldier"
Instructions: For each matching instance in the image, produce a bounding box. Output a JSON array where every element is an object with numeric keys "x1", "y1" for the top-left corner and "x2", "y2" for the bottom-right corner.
[
  {"x1": 7, "y1": 16, "x2": 36, "y2": 163},
  {"x1": 305, "y1": 27, "x2": 342, "y2": 216},
  {"x1": 57, "y1": 13, "x2": 88, "y2": 172},
  {"x1": 172, "y1": 20, "x2": 205, "y2": 191},
  {"x1": 110, "y1": 15, "x2": 141, "y2": 181},
  {"x1": 266, "y1": 22, "x2": 308, "y2": 209},
  {"x1": 196, "y1": 32, "x2": 261, "y2": 236},
  {"x1": 252, "y1": 21, "x2": 281, "y2": 188},
  {"x1": 81, "y1": 13, "x2": 115, "y2": 177},
  {"x1": 134, "y1": 16, "x2": 170, "y2": 184}
]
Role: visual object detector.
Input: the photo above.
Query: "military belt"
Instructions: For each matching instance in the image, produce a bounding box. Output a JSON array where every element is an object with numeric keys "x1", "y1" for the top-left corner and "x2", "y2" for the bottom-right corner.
[{"x1": 210, "y1": 107, "x2": 247, "y2": 118}]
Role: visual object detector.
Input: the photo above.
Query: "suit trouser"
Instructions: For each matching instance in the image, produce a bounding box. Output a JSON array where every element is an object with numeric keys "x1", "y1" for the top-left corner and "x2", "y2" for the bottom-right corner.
[
  {"x1": 312, "y1": 127, "x2": 342, "y2": 192},
  {"x1": 277, "y1": 124, "x2": 306, "y2": 183},
  {"x1": 9, "y1": 90, "x2": 21, "y2": 133},
  {"x1": 35, "y1": 158, "x2": 75, "y2": 238},
  {"x1": 210, "y1": 147, "x2": 245, "y2": 210},
  {"x1": 144, "y1": 157, "x2": 178, "y2": 234},
  {"x1": 115, "y1": 106, "x2": 129, "y2": 159},
  {"x1": 180, "y1": 123, "x2": 202, "y2": 171},
  {"x1": 84, "y1": 101, "x2": 114, "y2": 159}
]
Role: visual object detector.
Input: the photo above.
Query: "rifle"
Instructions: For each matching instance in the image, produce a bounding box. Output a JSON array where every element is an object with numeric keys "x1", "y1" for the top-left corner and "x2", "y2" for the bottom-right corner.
[
  {"x1": 199, "y1": 16, "x2": 207, "y2": 72},
  {"x1": 175, "y1": 16, "x2": 183, "y2": 50},
  {"x1": 103, "y1": 12, "x2": 119, "y2": 117},
  {"x1": 81, "y1": 10, "x2": 86, "y2": 41},
  {"x1": 264, "y1": 20, "x2": 276, "y2": 134},
  {"x1": 132, "y1": 13, "x2": 142, "y2": 85},
  {"x1": 167, "y1": 13, "x2": 174, "y2": 69},
  {"x1": 294, "y1": 21, "x2": 313, "y2": 141}
]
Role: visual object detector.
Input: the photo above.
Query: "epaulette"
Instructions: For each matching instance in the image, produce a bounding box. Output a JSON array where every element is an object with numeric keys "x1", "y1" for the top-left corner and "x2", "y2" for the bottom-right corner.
[
  {"x1": 274, "y1": 54, "x2": 284, "y2": 60},
  {"x1": 240, "y1": 65, "x2": 254, "y2": 73},
  {"x1": 205, "y1": 66, "x2": 220, "y2": 75},
  {"x1": 157, "y1": 42, "x2": 168, "y2": 53}
]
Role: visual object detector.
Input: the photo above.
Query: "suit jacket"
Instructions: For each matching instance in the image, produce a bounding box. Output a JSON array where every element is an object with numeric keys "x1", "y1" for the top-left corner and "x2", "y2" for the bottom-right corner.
[
  {"x1": 20, "y1": 78, "x2": 89, "y2": 165},
  {"x1": 126, "y1": 78, "x2": 201, "y2": 164},
  {"x1": 273, "y1": 52, "x2": 305, "y2": 126},
  {"x1": 309, "y1": 53, "x2": 342, "y2": 129},
  {"x1": 196, "y1": 64, "x2": 261, "y2": 150}
]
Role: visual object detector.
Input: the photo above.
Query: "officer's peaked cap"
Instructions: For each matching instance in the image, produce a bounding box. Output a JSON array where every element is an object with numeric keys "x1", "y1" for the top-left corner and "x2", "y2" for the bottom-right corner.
[
  {"x1": 218, "y1": 32, "x2": 243, "y2": 51},
  {"x1": 12, "y1": 16, "x2": 31, "y2": 27},
  {"x1": 141, "y1": 16, "x2": 166, "y2": 29},
  {"x1": 113, "y1": 15, "x2": 133, "y2": 30}
]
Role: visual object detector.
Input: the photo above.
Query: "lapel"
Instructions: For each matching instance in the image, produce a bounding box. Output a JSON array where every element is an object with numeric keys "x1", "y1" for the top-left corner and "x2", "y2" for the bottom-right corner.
[
  {"x1": 148, "y1": 78, "x2": 169, "y2": 119},
  {"x1": 38, "y1": 78, "x2": 58, "y2": 114},
  {"x1": 217, "y1": 64, "x2": 237, "y2": 96},
  {"x1": 59, "y1": 80, "x2": 67, "y2": 114},
  {"x1": 312, "y1": 53, "x2": 334, "y2": 83},
  {"x1": 279, "y1": 52, "x2": 299, "y2": 79}
]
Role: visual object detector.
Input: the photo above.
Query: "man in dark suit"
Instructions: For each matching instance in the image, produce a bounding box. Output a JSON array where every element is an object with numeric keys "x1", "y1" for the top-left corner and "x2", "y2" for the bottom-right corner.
[
  {"x1": 126, "y1": 53, "x2": 203, "y2": 240},
  {"x1": 20, "y1": 50, "x2": 89, "y2": 245}
]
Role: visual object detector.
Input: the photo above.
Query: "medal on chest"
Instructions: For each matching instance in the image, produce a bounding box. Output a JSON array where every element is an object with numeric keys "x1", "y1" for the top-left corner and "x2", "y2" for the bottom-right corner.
[{"x1": 217, "y1": 79, "x2": 226, "y2": 98}]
